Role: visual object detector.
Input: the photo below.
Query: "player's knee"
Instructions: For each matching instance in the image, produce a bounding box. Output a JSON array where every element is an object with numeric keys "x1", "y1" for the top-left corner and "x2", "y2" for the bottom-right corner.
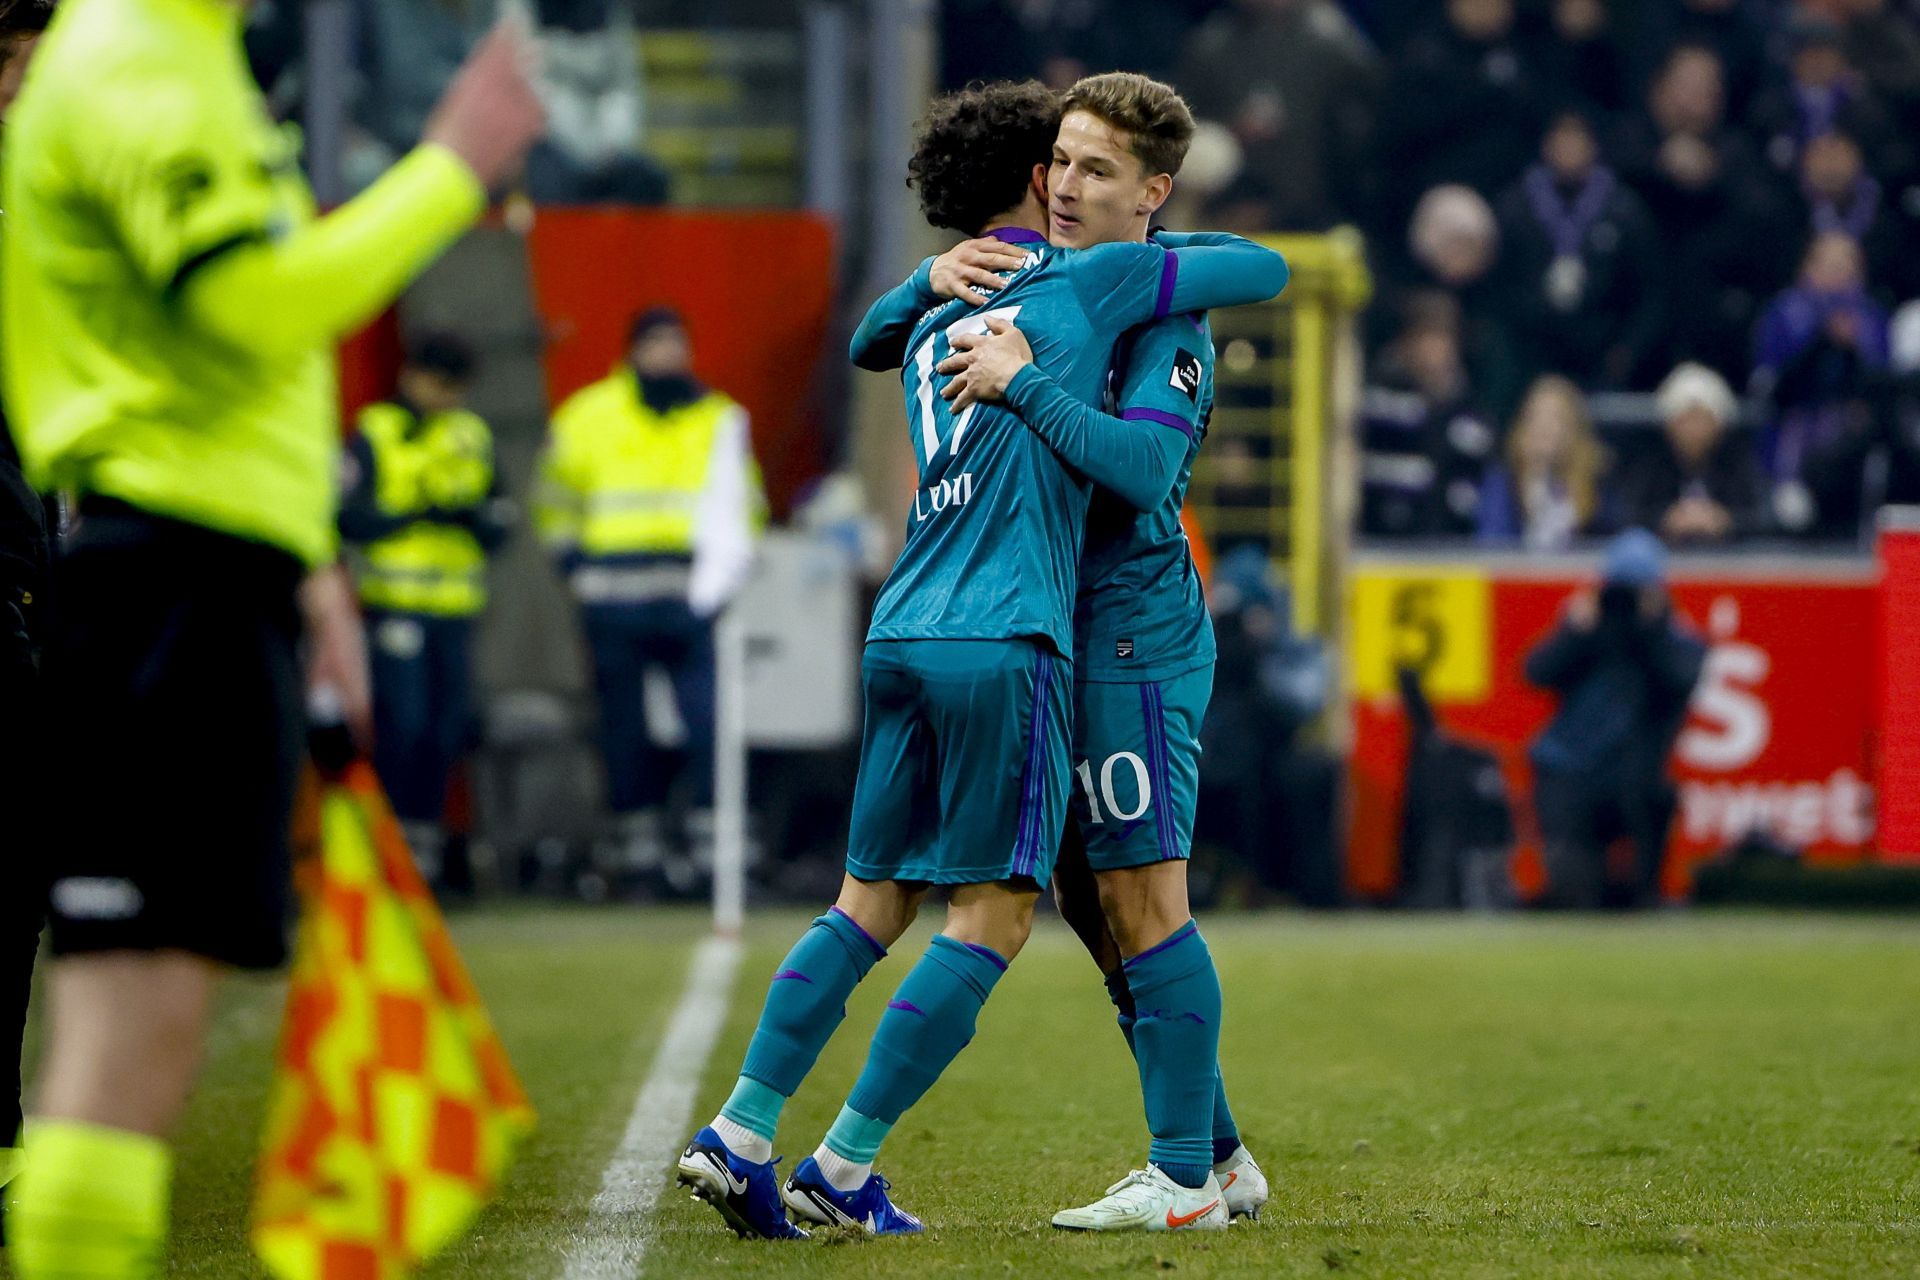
[
  {"x1": 943, "y1": 887, "x2": 1036, "y2": 961},
  {"x1": 832, "y1": 876, "x2": 924, "y2": 948},
  {"x1": 1096, "y1": 862, "x2": 1192, "y2": 957}
]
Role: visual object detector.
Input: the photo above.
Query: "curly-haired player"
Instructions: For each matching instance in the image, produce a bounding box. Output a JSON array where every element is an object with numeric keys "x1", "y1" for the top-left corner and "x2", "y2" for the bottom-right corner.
[
  {"x1": 675, "y1": 80, "x2": 1287, "y2": 1238},
  {"x1": 906, "y1": 79, "x2": 1062, "y2": 235}
]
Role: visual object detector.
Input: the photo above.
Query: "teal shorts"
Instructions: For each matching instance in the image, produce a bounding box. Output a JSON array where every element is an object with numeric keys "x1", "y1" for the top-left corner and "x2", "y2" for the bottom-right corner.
[
  {"x1": 846, "y1": 639, "x2": 1072, "y2": 887},
  {"x1": 1068, "y1": 665, "x2": 1213, "y2": 871}
]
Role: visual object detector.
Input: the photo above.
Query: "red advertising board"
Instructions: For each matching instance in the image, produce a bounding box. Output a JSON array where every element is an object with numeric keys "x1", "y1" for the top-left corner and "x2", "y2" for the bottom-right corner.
[
  {"x1": 338, "y1": 208, "x2": 838, "y2": 521},
  {"x1": 525, "y1": 208, "x2": 837, "y2": 521},
  {"x1": 1346, "y1": 557, "x2": 1880, "y2": 899}
]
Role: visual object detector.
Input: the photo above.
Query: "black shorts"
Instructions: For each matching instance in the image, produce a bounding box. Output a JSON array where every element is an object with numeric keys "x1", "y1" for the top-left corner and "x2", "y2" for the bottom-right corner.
[{"x1": 43, "y1": 500, "x2": 306, "y2": 970}]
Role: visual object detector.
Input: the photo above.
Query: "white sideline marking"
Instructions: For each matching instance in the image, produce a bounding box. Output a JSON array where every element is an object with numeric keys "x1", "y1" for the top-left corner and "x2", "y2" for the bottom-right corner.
[{"x1": 559, "y1": 933, "x2": 743, "y2": 1280}]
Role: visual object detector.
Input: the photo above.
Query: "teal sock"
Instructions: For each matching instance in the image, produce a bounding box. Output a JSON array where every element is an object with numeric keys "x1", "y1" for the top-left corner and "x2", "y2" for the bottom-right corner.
[
  {"x1": 1212, "y1": 1077, "x2": 1242, "y2": 1166},
  {"x1": 1125, "y1": 920, "x2": 1222, "y2": 1189},
  {"x1": 724, "y1": 908, "x2": 886, "y2": 1140},
  {"x1": 820, "y1": 1104, "x2": 893, "y2": 1166},
  {"x1": 1109, "y1": 961, "x2": 1241, "y2": 1169},
  {"x1": 835, "y1": 934, "x2": 1007, "y2": 1157},
  {"x1": 719, "y1": 1078, "x2": 784, "y2": 1142},
  {"x1": 1103, "y1": 966, "x2": 1139, "y2": 1055}
]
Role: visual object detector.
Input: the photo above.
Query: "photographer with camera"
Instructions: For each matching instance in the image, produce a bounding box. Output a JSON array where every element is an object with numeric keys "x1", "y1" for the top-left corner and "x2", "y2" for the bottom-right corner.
[{"x1": 1525, "y1": 530, "x2": 1706, "y2": 909}]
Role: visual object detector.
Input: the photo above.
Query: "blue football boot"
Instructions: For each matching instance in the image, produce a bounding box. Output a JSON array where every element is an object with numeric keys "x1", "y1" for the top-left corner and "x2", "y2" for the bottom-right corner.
[
  {"x1": 675, "y1": 1126, "x2": 810, "y2": 1240},
  {"x1": 781, "y1": 1156, "x2": 926, "y2": 1234}
]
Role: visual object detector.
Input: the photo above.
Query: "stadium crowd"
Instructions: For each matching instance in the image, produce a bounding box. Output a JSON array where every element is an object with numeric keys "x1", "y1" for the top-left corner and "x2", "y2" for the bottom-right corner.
[{"x1": 945, "y1": 0, "x2": 1920, "y2": 547}]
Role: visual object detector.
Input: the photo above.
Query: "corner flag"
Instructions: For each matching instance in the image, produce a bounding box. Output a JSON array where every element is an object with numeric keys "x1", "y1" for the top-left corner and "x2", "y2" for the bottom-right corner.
[{"x1": 251, "y1": 763, "x2": 534, "y2": 1279}]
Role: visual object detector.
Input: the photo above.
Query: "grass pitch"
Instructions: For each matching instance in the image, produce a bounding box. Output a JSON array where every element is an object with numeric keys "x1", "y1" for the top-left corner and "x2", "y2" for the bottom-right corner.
[{"x1": 9, "y1": 908, "x2": 1920, "y2": 1278}]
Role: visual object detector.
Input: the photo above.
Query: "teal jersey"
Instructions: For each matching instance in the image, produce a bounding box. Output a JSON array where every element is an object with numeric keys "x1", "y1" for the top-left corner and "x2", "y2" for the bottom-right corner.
[
  {"x1": 855, "y1": 228, "x2": 1286, "y2": 660},
  {"x1": 1076, "y1": 312, "x2": 1217, "y2": 683}
]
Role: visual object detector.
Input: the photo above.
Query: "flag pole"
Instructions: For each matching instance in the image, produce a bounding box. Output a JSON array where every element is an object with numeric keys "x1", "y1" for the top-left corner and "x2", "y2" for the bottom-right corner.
[{"x1": 712, "y1": 605, "x2": 748, "y2": 939}]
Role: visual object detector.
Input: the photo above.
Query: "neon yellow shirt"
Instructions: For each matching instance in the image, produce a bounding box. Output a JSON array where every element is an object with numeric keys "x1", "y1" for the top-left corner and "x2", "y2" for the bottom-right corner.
[{"x1": 2, "y1": 0, "x2": 486, "y2": 566}]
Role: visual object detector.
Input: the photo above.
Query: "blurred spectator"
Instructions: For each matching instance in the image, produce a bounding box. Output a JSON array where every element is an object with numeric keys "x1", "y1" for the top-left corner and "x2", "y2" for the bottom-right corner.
[
  {"x1": 1621, "y1": 363, "x2": 1769, "y2": 543},
  {"x1": 1198, "y1": 167, "x2": 1283, "y2": 238},
  {"x1": 1374, "y1": 0, "x2": 1538, "y2": 228},
  {"x1": 1527, "y1": 0, "x2": 1632, "y2": 121},
  {"x1": 1754, "y1": 231, "x2": 1889, "y2": 531},
  {"x1": 534, "y1": 308, "x2": 765, "y2": 876},
  {"x1": 1196, "y1": 548, "x2": 1341, "y2": 905},
  {"x1": 1627, "y1": 0, "x2": 1770, "y2": 119},
  {"x1": 1525, "y1": 530, "x2": 1706, "y2": 909},
  {"x1": 1799, "y1": 300, "x2": 1920, "y2": 540},
  {"x1": 1758, "y1": 233, "x2": 1889, "y2": 529},
  {"x1": 339, "y1": 333, "x2": 511, "y2": 885},
  {"x1": 1610, "y1": 44, "x2": 1789, "y2": 380},
  {"x1": 1375, "y1": 185, "x2": 1525, "y2": 419},
  {"x1": 1749, "y1": 17, "x2": 1910, "y2": 186},
  {"x1": 1175, "y1": 0, "x2": 1380, "y2": 230},
  {"x1": 1496, "y1": 110, "x2": 1664, "y2": 389},
  {"x1": 1792, "y1": 0, "x2": 1920, "y2": 124},
  {"x1": 1360, "y1": 301, "x2": 1498, "y2": 538},
  {"x1": 1478, "y1": 374, "x2": 1614, "y2": 548},
  {"x1": 526, "y1": 0, "x2": 668, "y2": 205},
  {"x1": 1790, "y1": 130, "x2": 1920, "y2": 301},
  {"x1": 942, "y1": 0, "x2": 1212, "y2": 91},
  {"x1": 1160, "y1": 119, "x2": 1248, "y2": 228},
  {"x1": 347, "y1": 0, "x2": 491, "y2": 190},
  {"x1": 245, "y1": 0, "x2": 306, "y2": 114}
]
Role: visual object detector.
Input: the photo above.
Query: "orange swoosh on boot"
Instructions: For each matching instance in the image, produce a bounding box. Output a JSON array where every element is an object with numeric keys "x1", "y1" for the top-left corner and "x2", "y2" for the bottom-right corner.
[{"x1": 1166, "y1": 1199, "x2": 1221, "y2": 1229}]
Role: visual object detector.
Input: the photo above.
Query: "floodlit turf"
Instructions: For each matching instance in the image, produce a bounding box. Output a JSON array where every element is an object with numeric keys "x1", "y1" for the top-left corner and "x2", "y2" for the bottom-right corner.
[{"x1": 8, "y1": 908, "x2": 1920, "y2": 1278}]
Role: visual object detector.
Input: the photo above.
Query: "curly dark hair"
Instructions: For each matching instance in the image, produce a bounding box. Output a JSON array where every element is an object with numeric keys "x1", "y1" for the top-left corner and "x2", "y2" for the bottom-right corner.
[{"x1": 907, "y1": 80, "x2": 1060, "y2": 235}]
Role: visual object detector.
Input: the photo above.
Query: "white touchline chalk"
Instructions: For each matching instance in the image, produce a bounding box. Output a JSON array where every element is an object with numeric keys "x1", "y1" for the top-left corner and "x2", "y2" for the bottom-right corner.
[{"x1": 558, "y1": 933, "x2": 743, "y2": 1280}]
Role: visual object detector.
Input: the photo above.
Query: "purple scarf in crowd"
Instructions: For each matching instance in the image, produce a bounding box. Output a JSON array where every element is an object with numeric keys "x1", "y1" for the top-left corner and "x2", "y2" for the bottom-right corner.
[{"x1": 1755, "y1": 282, "x2": 1891, "y2": 479}]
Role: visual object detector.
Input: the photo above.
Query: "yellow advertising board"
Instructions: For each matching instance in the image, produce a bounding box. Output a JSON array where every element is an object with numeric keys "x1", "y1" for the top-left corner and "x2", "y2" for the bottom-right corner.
[{"x1": 1350, "y1": 567, "x2": 1492, "y2": 701}]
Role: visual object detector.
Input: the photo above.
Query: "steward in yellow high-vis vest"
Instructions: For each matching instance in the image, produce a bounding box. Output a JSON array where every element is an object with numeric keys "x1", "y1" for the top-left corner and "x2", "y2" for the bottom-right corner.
[
  {"x1": 339, "y1": 333, "x2": 509, "y2": 867},
  {"x1": 534, "y1": 308, "x2": 763, "y2": 855}
]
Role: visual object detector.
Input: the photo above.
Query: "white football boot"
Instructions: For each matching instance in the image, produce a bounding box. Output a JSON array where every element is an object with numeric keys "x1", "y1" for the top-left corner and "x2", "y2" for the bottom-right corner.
[
  {"x1": 1214, "y1": 1144, "x2": 1271, "y2": 1221},
  {"x1": 1050, "y1": 1165, "x2": 1230, "y2": 1232}
]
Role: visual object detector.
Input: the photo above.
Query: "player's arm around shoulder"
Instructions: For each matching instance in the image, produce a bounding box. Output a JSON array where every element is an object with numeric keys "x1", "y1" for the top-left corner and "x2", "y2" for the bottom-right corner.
[
  {"x1": 1157, "y1": 232, "x2": 1289, "y2": 315},
  {"x1": 850, "y1": 257, "x2": 940, "y2": 372},
  {"x1": 1062, "y1": 236, "x2": 1282, "y2": 331}
]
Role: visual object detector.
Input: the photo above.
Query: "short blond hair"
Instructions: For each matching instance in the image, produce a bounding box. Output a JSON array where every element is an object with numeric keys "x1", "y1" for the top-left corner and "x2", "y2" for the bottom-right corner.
[{"x1": 1060, "y1": 72, "x2": 1196, "y2": 179}]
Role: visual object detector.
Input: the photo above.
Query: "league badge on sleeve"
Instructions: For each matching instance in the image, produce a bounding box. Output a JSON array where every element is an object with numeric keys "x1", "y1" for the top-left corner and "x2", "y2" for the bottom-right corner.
[{"x1": 1169, "y1": 350, "x2": 1202, "y2": 402}]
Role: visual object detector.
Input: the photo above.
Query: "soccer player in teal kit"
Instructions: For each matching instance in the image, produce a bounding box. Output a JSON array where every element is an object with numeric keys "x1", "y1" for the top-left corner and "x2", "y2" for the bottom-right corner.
[
  {"x1": 937, "y1": 72, "x2": 1266, "y2": 1232},
  {"x1": 675, "y1": 80, "x2": 1287, "y2": 1238}
]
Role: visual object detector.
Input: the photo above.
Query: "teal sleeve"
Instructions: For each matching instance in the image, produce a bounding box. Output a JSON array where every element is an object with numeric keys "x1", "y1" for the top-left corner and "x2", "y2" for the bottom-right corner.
[
  {"x1": 1001, "y1": 363, "x2": 1186, "y2": 512},
  {"x1": 850, "y1": 258, "x2": 940, "y2": 371},
  {"x1": 1148, "y1": 230, "x2": 1247, "y2": 250},
  {"x1": 1164, "y1": 234, "x2": 1290, "y2": 316},
  {"x1": 1072, "y1": 236, "x2": 1288, "y2": 332},
  {"x1": 1115, "y1": 316, "x2": 1210, "y2": 442}
]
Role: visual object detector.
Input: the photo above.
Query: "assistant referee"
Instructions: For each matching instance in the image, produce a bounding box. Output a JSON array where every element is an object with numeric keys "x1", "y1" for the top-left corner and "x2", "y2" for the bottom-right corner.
[
  {"x1": 0, "y1": 0, "x2": 543, "y2": 1274},
  {"x1": 0, "y1": 0, "x2": 53, "y2": 1242}
]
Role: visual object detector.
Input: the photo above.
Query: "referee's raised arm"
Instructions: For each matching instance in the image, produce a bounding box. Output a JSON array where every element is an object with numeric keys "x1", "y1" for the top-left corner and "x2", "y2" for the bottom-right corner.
[
  {"x1": 180, "y1": 24, "x2": 547, "y2": 359},
  {"x1": 0, "y1": 6, "x2": 542, "y2": 1276}
]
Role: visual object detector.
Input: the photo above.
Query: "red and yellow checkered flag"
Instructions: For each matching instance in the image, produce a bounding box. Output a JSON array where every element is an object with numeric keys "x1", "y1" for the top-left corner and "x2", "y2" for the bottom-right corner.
[{"x1": 251, "y1": 762, "x2": 535, "y2": 1280}]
